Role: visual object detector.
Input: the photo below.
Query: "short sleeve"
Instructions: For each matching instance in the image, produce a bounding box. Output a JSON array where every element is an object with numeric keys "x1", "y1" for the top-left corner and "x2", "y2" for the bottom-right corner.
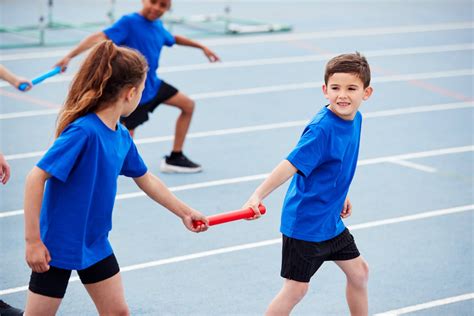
[
  {"x1": 286, "y1": 127, "x2": 326, "y2": 177},
  {"x1": 120, "y1": 141, "x2": 148, "y2": 177},
  {"x1": 157, "y1": 20, "x2": 175, "y2": 47},
  {"x1": 37, "y1": 125, "x2": 88, "y2": 182},
  {"x1": 103, "y1": 16, "x2": 129, "y2": 45}
]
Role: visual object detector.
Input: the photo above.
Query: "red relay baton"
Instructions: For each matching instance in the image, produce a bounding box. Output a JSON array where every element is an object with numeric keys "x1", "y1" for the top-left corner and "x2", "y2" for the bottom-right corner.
[{"x1": 193, "y1": 205, "x2": 266, "y2": 228}]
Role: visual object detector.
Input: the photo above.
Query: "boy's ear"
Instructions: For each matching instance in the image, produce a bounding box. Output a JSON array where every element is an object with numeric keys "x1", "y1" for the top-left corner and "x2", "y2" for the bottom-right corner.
[
  {"x1": 363, "y1": 86, "x2": 373, "y2": 100},
  {"x1": 322, "y1": 84, "x2": 329, "y2": 99}
]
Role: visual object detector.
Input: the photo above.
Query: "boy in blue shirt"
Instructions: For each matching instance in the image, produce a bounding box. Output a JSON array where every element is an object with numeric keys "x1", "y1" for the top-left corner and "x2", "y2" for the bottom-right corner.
[
  {"x1": 55, "y1": 0, "x2": 220, "y2": 173},
  {"x1": 244, "y1": 52, "x2": 373, "y2": 315}
]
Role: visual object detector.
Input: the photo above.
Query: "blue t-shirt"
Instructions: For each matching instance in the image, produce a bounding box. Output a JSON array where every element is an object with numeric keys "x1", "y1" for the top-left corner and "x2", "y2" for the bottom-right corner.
[
  {"x1": 281, "y1": 106, "x2": 362, "y2": 242},
  {"x1": 37, "y1": 113, "x2": 148, "y2": 270},
  {"x1": 103, "y1": 13, "x2": 176, "y2": 104}
]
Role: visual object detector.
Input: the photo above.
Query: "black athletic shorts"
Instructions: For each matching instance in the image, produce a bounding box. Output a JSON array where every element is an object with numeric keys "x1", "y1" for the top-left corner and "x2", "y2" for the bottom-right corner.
[
  {"x1": 281, "y1": 228, "x2": 360, "y2": 283},
  {"x1": 120, "y1": 80, "x2": 179, "y2": 130},
  {"x1": 28, "y1": 253, "x2": 120, "y2": 299}
]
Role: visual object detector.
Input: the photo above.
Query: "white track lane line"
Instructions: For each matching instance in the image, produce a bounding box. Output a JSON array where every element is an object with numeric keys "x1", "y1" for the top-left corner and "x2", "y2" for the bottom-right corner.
[
  {"x1": 1, "y1": 43, "x2": 472, "y2": 81},
  {"x1": 1, "y1": 145, "x2": 472, "y2": 218},
  {"x1": 388, "y1": 160, "x2": 437, "y2": 173},
  {"x1": 4, "y1": 102, "x2": 473, "y2": 160},
  {"x1": 373, "y1": 292, "x2": 474, "y2": 316},
  {"x1": 0, "y1": 67, "x2": 472, "y2": 120},
  {"x1": 1, "y1": 204, "x2": 472, "y2": 296},
  {"x1": 1, "y1": 22, "x2": 472, "y2": 61}
]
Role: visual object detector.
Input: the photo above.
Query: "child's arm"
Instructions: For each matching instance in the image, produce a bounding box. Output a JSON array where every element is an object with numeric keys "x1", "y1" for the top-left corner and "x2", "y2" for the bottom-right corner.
[
  {"x1": 0, "y1": 153, "x2": 11, "y2": 185},
  {"x1": 174, "y1": 35, "x2": 220, "y2": 62},
  {"x1": 0, "y1": 65, "x2": 32, "y2": 91},
  {"x1": 55, "y1": 32, "x2": 108, "y2": 71},
  {"x1": 133, "y1": 171, "x2": 208, "y2": 232},
  {"x1": 244, "y1": 160, "x2": 298, "y2": 218},
  {"x1": 24, "y1": 167, "x2": 51, "y2": 272}
]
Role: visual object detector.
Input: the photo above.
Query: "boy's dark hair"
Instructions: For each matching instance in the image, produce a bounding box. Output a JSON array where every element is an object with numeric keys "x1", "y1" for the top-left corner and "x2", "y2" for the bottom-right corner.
[{"x1": 324, "y1": 52, "x2": 371, "y2": 88}]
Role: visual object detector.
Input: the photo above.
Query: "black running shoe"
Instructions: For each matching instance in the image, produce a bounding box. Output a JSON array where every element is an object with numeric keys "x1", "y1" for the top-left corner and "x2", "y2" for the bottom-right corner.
[
  {"x1": 160, "y1": 153, "x2": 202, "y2": 173},
  {"x1": 0, "y1": 300, "x2": 24, "y2": 316}
]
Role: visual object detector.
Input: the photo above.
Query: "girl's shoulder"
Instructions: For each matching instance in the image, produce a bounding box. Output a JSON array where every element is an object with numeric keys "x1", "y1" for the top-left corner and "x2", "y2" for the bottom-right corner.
[
  {"x1": 65, "y1": 113, "x2": 101, "y2": 137},
  {"x1": 70, "y1": 113, "x2": 94, "y2": 127}
]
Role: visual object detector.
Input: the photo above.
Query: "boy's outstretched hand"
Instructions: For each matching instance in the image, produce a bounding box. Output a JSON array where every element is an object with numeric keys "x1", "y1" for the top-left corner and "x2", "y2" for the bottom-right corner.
[
  {"x1": 203, "y1": 47, "x2": 220, "y2": 62},
  {"x1": 340, "y1": 197, "x2": 352, "y2": 218},
  {"x1": 182, "y1": 209, "x2": 209, "y2": 233}
]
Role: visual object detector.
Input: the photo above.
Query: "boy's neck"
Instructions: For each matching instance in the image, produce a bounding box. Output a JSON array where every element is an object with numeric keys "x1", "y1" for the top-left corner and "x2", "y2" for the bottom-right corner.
[
  {"x1": 138, "y1": 10, "x2": 160, "y2": 22},
  {"x1": 138, "y1": 11, "x2": 149, "y2": 20}
]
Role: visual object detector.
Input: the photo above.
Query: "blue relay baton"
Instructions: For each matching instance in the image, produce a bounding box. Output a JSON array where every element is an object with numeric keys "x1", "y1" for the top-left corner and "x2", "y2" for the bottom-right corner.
[{"x1": 19, "y1": 66, "x2": 62, "y2": 91}]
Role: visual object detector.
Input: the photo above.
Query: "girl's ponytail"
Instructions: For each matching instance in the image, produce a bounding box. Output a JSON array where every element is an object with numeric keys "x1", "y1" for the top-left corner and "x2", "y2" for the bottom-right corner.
[{"x1": 56, "y1": 40, "x2": 147, "y2": 137}]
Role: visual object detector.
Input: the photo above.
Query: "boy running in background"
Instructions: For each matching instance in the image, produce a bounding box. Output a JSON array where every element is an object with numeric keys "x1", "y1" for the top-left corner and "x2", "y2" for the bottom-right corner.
[
  {"x1": 56, "y1": 0, "x2": 220, "y2": 173},
  {"x1": 244, "y1": 52, "x2": 373, "y2": 316}
]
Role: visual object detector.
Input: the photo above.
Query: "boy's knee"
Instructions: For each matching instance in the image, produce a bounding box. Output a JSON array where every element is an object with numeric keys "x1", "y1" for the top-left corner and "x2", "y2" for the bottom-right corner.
[
  {"x1": 295, "y1": 284, "x2": 309, "y2": 301},
  {"x1": 349, "y1": 260, "x2": 369, "y2": 288},
  {"x1": 115, "y1": 306, "x2": 130, "y2": 316},
  {"x1": 286, "y1": 281, "x2": 309, "y2": 302},
  {"x1": 182, "y1": 99, "x2": 195, "y2": 114}
]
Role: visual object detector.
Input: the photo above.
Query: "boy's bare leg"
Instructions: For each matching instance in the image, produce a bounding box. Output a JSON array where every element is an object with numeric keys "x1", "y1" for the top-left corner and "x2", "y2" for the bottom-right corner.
[
  {"x1": 84, "y1": 272, "x2": 129, "y2": 316},
  {"x1": 335, "y1": 256, "x2": 369, "y2": 316},
  {"x1": 164, "y1": 92, "x2": 195, "y2": 152},
  {"x1": 265, "y1": 279, "x2": 309, "y2": 316},
  {"x1": 24, "y1": 291, "x2": 62, "y2": 316}
]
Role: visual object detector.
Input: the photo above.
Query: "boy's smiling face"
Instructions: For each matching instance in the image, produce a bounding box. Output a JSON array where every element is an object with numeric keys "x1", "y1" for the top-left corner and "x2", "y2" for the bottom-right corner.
[
  {"x1": 323, "y1": 72, "x2": 373, "y2": 121},
  {"x1": 141, "y1": 0, "x2": 170, "y2": 21}
]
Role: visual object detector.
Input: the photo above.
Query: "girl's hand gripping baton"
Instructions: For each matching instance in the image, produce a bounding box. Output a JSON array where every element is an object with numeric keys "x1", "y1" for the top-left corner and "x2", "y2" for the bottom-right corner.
[{"x1": 193, "y1": 205, "x2": 266, "y2": 228}]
